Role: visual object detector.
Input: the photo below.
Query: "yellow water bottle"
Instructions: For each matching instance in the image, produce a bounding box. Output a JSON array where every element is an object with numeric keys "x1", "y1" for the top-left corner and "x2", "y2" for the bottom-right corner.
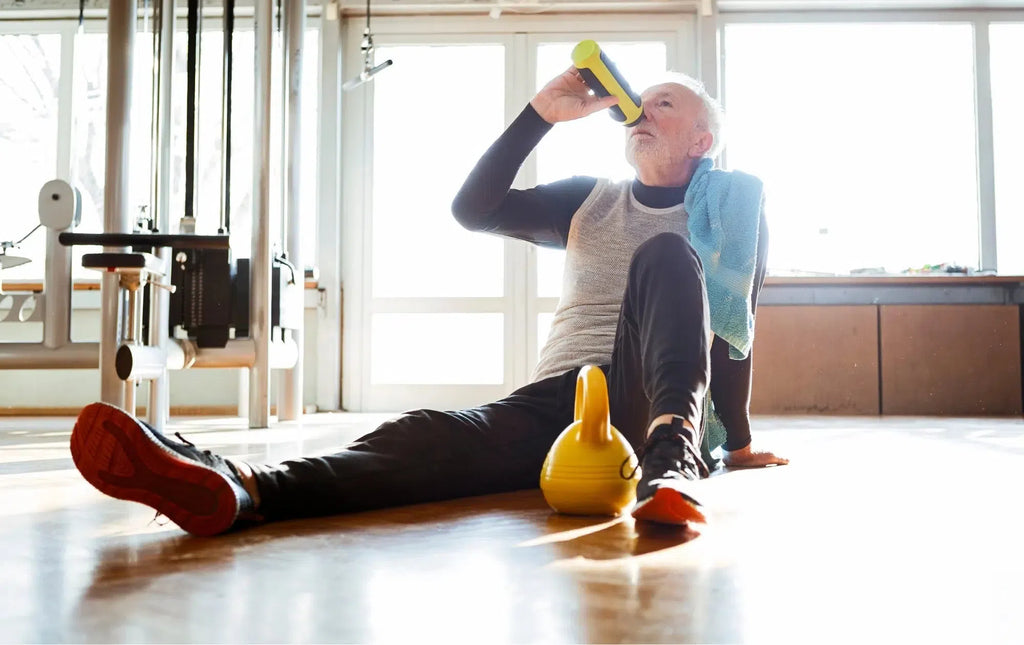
[{"x1": 571, "y1": 40, "x2": 644, "y2": 127}]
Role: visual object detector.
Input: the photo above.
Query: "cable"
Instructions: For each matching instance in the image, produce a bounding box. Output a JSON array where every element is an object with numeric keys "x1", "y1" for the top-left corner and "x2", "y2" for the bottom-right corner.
[
  {"x1": 10, "y1": 224, "x2": 42, "y2": 248},
  {"x1": 342, "y1": 0, "x2": 393, "y2": 91}
]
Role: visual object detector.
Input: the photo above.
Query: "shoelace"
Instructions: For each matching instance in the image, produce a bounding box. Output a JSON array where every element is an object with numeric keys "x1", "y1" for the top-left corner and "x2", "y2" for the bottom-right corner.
[
  {"x1": 173, "y1": 431, "x2": 198, "y2": 449},
  {"x1": 620, "y1": 431, "x2": 710, "y2": 481},
  {"x1": 174, "y1": 431, "x2": 244, "y2": 482},
  {"x1": 174, "y1": 431, "x2": 216, "y2": 459}
]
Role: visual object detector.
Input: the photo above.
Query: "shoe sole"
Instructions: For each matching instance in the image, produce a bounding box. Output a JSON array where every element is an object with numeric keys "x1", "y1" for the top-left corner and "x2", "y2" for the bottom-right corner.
[
  {"x1": 631, "y1": 487, "x2": 707, "y2": 526},
  {"x1": 70, "y1": 402, "x2": 240, "y2": 537}
]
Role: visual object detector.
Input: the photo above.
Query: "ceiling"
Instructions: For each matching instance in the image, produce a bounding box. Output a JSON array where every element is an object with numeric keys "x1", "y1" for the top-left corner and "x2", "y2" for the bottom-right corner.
[{"x1": 3, "y1": 0, "x2": 1024, "y2": 18}]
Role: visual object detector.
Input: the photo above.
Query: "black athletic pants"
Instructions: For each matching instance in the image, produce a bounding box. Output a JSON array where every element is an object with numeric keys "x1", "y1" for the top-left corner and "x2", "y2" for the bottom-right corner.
[{"x1": 254, "y1": 233, "x2": 711, "y2": 521}]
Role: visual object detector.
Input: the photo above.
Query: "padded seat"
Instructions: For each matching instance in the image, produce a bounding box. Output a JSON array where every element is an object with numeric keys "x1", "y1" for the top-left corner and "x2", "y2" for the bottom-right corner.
[{"x1": 81, "y1": 252, "x2": 165, "y2": 277}]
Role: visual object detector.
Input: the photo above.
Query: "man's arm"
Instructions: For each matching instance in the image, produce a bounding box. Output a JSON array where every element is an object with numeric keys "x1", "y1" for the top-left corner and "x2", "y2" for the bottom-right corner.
[
  {"x1": 451, "y1": 104, "x2": 597, "y2": 249},
  {"x1": 709, "y1": 209, "x2": 770, "y2": 452},
  {"x1": 453, "y1": 67, "x2": 617, "y2": 247}
]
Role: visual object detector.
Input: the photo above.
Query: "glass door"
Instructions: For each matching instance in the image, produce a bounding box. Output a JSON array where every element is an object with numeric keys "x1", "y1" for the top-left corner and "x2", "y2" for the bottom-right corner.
[{"x1": 353, "y1": 38, "x2": 513, "y2": 411}]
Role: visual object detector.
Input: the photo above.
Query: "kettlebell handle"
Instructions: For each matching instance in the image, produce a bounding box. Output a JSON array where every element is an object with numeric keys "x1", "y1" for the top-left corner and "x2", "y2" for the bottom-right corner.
[{"x1": 574, "y1": 365, "x2": 612, "y2": 444}]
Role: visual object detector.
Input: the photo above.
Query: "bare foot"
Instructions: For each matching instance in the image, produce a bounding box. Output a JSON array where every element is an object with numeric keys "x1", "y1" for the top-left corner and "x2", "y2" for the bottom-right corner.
[{"x1": 721, "y1": 444, "x2": 789, "y2": 468}]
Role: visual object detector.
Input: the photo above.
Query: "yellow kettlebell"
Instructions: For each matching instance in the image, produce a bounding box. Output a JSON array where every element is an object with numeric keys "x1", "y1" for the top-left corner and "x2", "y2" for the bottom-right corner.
[{"x1": 540, "y1": 365, "x2": 640, "y2": 516}]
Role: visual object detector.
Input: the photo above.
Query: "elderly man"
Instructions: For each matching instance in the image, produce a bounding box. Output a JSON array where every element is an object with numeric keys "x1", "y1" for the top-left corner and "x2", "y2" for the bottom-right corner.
[{"x1": 69, "y1": 69, "x2": 786, "y2": 537}]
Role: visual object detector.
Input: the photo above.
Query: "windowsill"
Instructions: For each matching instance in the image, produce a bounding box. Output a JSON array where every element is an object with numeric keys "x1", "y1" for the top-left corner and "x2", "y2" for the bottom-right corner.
[
  {"x1": 5, "y1": 276, "x2": 1020, "y2": 292},
  {"x1": 3, "y1": 278, "x2": 1019, "y2": 307},
  {"x1": 0, "y1": 280, "x2": 323, "y2": 292},
  {"x1": 765, "y1": 275, "x2": 1024, "y2": 286},
  {"x1": 761, "y1": 275, "x2": 1024, "y2": 306}
]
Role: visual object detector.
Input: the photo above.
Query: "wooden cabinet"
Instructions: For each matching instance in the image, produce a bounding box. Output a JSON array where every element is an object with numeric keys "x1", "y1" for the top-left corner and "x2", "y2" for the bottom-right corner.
[
  {"x1": 750, "y1": 306, "x2": 879, "y2": 414},
  {"x1": 880, "y1": 305, "x2": 1022, "y2": 415},
  {"x1": 748, "y1": 304, "x2": 1023, "y2": 415}
]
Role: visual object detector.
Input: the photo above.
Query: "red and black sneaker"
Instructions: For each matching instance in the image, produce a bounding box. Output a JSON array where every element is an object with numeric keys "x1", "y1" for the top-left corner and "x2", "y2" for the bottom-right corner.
[
  {"x1": 70, "y1": 402, "x2": 260, "y2": 536},
  {"x1": 630, "y1": 417, "x2": 709, "y2": 526}
]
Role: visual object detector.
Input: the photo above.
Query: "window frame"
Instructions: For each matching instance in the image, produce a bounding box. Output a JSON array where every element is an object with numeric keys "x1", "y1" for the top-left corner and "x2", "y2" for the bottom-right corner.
[{"x1": 986, "y1": 20, "x2": 1024, "y2": 277}]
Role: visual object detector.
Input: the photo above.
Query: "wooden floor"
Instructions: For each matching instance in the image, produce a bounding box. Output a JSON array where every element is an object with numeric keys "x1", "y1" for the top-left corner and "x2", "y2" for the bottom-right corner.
[{"x1": 2, "y1": 413, "x2": 1023, "y2": 644}]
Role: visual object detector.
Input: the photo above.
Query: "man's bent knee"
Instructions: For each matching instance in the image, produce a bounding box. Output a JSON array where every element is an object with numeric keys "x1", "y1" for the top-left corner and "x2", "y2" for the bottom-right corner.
[{"x1": 630, "y1": 232, "x2": 700, "y2": 273}]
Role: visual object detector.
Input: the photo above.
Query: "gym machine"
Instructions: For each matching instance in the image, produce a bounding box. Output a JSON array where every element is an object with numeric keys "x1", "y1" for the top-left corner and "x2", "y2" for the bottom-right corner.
[{"x1": 0, "y1": 0, "x2": 307, "y2": 431}]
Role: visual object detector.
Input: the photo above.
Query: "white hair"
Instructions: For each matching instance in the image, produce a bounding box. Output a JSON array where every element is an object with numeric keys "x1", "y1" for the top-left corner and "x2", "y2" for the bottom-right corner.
[{"x1": 651, "y1": 72, "x2": 726, "y2": 160}]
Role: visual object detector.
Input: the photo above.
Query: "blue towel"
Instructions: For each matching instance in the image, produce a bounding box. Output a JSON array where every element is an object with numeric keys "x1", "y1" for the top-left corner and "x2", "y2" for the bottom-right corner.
[
  {"x1": 685, "y1": 157, "x2": 763, "y2": 360},
  {"x1": 684, "y1": 158, "x2": 764, "y2": 466}
]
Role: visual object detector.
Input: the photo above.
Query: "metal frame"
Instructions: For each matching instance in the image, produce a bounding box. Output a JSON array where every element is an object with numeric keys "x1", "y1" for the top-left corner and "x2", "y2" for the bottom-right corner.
[
  {"x1": 280, "y1": 0, "x2": 307, "y2": 420},
  {"x1": 249, "y1": 0, "x2": 273, "y2": 427},
  {"x1": 316, "y1": 5, "x2": 342, "y2": 412},
  {"x1": 99, "y1": 0, "x2": 135, "y2": 409},
  {"x1": 146, "y1": 0, "x2": 175, "y2": 430}
]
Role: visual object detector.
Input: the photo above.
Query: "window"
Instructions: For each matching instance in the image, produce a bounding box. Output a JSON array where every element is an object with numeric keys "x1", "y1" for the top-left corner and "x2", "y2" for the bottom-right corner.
[
  {"x1": 0, "y1": 33, "x2": 61, "y2": 282},
  {"x1": 370, "y1": 313, "x2": 504, "y2": 384},
  {"x1": 368, "y1": 43, "x2": 507, "y2": 387},
  {"x1": 723, "y1": 23, "x2": 978, "y2": 275},
  {"x1": 1, "y1": 23, "x2": 321, "y2": 282},
  {"x1": 990, "y1": 23, "x2": 1024, "y2": 275},
  {"x1": 370, "y1": 44, "x2": 505, "y2": 299}
]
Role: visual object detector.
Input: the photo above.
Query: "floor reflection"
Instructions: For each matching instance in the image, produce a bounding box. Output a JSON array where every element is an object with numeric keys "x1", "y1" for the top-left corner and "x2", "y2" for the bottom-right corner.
[{"x1": 4, "y1": 414, "x2": 1024, "y2": 642}]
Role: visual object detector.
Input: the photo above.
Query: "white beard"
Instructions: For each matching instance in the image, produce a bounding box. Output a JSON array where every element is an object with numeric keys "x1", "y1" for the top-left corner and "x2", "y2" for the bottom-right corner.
[{"x1": 625, "y1": 134, "x2": 675, "y2": 172}]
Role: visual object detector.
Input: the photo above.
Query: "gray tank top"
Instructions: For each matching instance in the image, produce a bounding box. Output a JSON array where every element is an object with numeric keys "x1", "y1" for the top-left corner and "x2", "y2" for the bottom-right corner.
[{"x1": 532, "y1": 179, "x2": 690, "y2": 382}]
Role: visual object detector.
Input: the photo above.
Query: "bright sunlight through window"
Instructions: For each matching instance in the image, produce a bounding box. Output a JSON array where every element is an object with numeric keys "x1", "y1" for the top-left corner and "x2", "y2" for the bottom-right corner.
[
  {"x1": 368, "y1": 44, "x2": 506, "y2": 385},
  {"x1": 371, "y1": 44, "x2": 505, "y2": 298},
  {"x1": 0, "y1": 34, "x2": 60, "y2": 282},
  {"x1": 724, "y1": 23, "x2": 978, "y2": 275}
]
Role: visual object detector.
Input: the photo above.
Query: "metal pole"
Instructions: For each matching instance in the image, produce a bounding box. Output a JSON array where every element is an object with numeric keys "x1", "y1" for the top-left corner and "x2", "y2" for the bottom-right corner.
[
  {"x1": 101, "y1": 0, "x2": 136, "y2": 408},
  {"x1": 123, "y1": 283, "x2": 139, "y2": 413},
  {"x1": 237, "y1": 369, "x2": 249, "y2": 418},
  {"x1": 250, "y1": 0, "x2": 274, "y2": 428},
  {"x1": 219, "y1": 0, "x2": 235, "y2": 234},
  {"x1": 974, "y1": 18, "x2": 998, "y2": 272},
  {"x1": 0, "y1": 343, "x2": 99, "y2": 369},
  {"x1": 279, "y1": 0, "x2": 306, "y2": 421},
  {"x1": 148, "y1": 0, "x2": 175, "y2": 431},
  {"x1": 42, "y1": 227, "x2": 72, "y2": 349},
  {"x1": 183, "y1": 0, "x2": 202, "y2": 232},
  {"x1": 195, "y1": 338, "x2": 298, "y2": 369},
  {"x1": 317, "y1": 3, "x2": 342, "y2": 411},
  {"x1": 119, "y1": 336, "x2": 297, "y2": 378}
]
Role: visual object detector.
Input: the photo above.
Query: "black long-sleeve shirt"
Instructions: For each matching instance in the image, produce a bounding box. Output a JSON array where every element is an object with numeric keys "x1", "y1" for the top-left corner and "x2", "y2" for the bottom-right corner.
[{"x1": 452, "y1": 104, "x2": 767, "y2": 451}]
